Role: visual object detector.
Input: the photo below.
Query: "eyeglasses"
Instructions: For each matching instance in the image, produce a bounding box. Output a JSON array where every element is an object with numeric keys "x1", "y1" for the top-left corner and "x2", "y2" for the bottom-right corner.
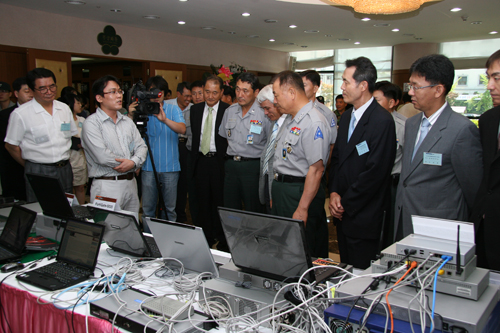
[
  {"x1": 407, "y1": 84, "x2": 437, "y2": 91},
  {"x1": 103, "y1": 89, "x2": 124, "y2": 96},
  {"x1": 34, "y1": 84, "x2": 57, "y2": 94}
]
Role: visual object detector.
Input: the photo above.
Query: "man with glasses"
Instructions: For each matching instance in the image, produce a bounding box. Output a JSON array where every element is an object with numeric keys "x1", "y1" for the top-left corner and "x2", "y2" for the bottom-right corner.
[
  {"x1": 394, "y1": 54, "x2": 483, "y2": 241},
  {"x1": 82, "y1": 75, "x2": 147, "y2": 213},
  {"x1": 5, "y1": 68, "x2": 77, "y2": 202}
]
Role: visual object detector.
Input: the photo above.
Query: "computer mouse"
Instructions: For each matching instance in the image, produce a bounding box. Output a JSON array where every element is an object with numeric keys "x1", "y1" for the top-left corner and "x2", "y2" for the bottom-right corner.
[{"x1": 1, "y1": 262, "x2": 24, "y2": 273}]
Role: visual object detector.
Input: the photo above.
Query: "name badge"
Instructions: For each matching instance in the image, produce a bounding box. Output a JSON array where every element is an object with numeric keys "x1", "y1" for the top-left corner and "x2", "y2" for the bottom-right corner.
[
  {"x1": 356, "y1": 141, "x2": 369, "y2": 156},
  {"x1": 247, "y1": 134, "x2": 254, "y2": 144},
  {"x1": 93, "y1": 195, "x2": 118, "y2": 211},
  {"x1": 423, "y1": 152, "x2": 442, "y2": 166},
  {"x1": 61, "y1": 122, "x2": 71, "y2": 131},
  {"x1": 78, "y1": 122, "x2": 83, "y2": 128},
  {"x1": 250, "y1": 124, "x2": 262, "y2": 134}
]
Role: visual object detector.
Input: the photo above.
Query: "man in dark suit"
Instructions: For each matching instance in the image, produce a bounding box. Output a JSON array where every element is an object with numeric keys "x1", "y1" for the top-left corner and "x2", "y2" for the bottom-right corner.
[
  {"x1": 329, "y1": 57, "x2": 396, "y2": 269},
  {"x1": 470, "y1": 49, "x2": 500, "y2": 271},
  {"x1": 395, "y1": 54, "x2": 482, "y2": 241},
  {"x1": 190, "y1": 75, "x2": 230, "y2": 251}
]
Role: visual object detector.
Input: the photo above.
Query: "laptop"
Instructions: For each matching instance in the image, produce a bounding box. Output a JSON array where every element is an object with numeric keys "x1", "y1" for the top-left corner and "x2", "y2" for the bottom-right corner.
[
  {"x1": 217, "y1": 207, "x2": 346, "y2": 284},
  {"x1": 16, "y1": 219, "x2": 104, "y2": 291},
  {"x1": 145, "y1": 218, "x2": 219, "y2": 278},
  {"x1": 0, "y1": 205, "x2": 38, "y2": 264},
  {"x1": 26, "y1": 173, "x2": 92, "y2": 220},
  {"x1": 88, "y1": 206, "x2": 161, "y2": 258}
]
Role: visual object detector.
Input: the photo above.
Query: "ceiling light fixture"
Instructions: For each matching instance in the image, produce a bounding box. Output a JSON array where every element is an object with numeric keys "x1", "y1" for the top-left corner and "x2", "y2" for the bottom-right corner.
[
  {"x1": 143, "y1": 15, "x2": 160, "y2": 19},
  {"x1": 65, "y1": 1, "x2": 86, "y2": 4},
  {"x1": 228, "y1": 31, "x2": 236, "y2": 34},
  {"x1": 178, "y1": 21, "x2": 186, "y2": 25},
  {"x1": 269, "y1": 39, "x2": 276, "y2": 42},
  {"x1": 450, "y1": 7, "x2": 462, "y2": 12},
  {"x1": 179, "y1": 0, "x2": 188, "y2": 2},
  {"x1": 490, "y1": 31, "x2": 498, "y2": 35},
  {"x1": 392, "y1": 28, "x2": 400, "y2": 32},
  {"x1": 354, "y1": 42, "x2": 361, "y2": 44},
  {"x1": 264, "y1": 19, "x2": 278, "y2": 23},
  {"x1": 289, "y1": 25, "x2": 297, "y2": 28},
  {"x1": 304, "y1": 30, "x2": 319, "y2": 33},
  {"x1": 327, "y1": 0, "x2": 438, "y2": 15},
  {"x1": 201, "y1": 26, "x2": 216, "y2": 30},
  {"x1": 325, "y1": 34, "x2": 333, "y2": 37},
  {"x1": 110, "y1": 9, "x2": 121, "y2": 12},
  {"x1": 470, "y1": 21, "x2": 482, "y2": 25},
  {"x1": 242, "y1": 12, "x2": 251, "y2": 16},
  {"x1": 361, "y1": 17, "x2": 371, "y2": 21}
]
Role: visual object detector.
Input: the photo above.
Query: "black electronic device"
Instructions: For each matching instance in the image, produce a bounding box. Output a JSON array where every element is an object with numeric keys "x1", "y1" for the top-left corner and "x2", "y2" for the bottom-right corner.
[{"x1": 0, "y1": 205, "x2": 37, "y2": 264}]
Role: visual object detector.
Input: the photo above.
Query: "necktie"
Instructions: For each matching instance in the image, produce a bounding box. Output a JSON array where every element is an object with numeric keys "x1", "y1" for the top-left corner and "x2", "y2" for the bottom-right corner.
[
  {"x1": 200, "y1": 107, "x2": 213, "y2": 155},
  {"x1": 262, "y1": 122, "x2": 279, "y2": 176},
  {"x1": 347, "y1": 112, "x2": 356, "y2": 142},
  {"x1": 412, "y1": 118, "x2": 431, "y2": 161}
]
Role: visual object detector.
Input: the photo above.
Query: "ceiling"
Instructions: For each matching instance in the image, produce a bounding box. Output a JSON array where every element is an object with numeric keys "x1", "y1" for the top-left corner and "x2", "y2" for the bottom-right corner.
[{"x1": 2, "y1": 0, "x2": 499, "y2": 53}]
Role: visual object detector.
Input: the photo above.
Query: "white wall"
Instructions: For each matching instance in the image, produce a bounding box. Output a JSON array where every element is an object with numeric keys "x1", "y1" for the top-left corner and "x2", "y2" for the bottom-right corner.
[{"x1": 0, "y1": 3, "x2": 288, "y2": 73}]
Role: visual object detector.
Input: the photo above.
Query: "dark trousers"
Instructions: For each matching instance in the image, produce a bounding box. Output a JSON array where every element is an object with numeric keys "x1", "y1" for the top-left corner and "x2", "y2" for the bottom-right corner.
[
  {"x1": 0, "y1": 150, "x2": 26, "y2": 200},
  {"x1": 271, "y1": 180, "x2": 329, "y2": 258},
  {"x1": 223, "y1": 159, "x2": 263, "y2": 213},
  {"x1": 175, "y1": 140, "x2": 189, "y2": 222},
  {"x1": 336, "y1": 222, "x2": 380, "y2": 269},
  {"x1": 25, "y1": 160, "x2": 73, "y2": 203},
  {"x1": 381, "y1": 173, "x2": 399, "y2": 249},
  {"x1": 195, "y1": 155, "x2": 227, "y2": 249}
]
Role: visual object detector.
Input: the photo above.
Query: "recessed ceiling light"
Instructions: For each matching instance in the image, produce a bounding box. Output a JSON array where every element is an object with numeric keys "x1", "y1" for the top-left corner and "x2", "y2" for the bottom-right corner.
[
  {"x1": 269, "y1": 39, "x2": 276, "y2": 42},
  {"x1": 301, "y1": 46, "x2": 308, "y2": 48},
  {"x1": 65, "y1": 1, "x2": 85, "y2": 4},
  {"x1": 228, "y1": 31, "x2": 236, "y2": 34},
  {"x1": 264, "y1": 19, "x2": 278, "y2": 23},
  {"x1": 304, "y1": 30, "x2": 319, "y2": 33},
  {"x1": 242, "y1": 12, "x2": 250, "y2": 17},
  {"x1": 450, "y1": 7, "x2": 462, "y2": 12},
  {"x1": 354, "y1": 42, "x2": 361, "y2": 45},
  {"x1": 374, "y1": 23, "x2": 390, "y2": 27},
  {"x1": 201, "y1": 26, "x2": 215, "y2": 30},
  {"x1": 471, "y1": 21, "x2": 482, "y2": 25},
  {"x1": 143, "y1": 15, "x2": 160, "y2": 19},
  {"x1": 179, "y1": 0, "x2": 188, "y2": 2},
  {"x1": 289, "y1": 25, "x2": 297, "y2": 28},
  {"x1": 392, "y1": 28, "x2": 400, "y2": 32},
  {"x1": 361, "y1": 18, "x2": 371, "y2": 21},
  {"x1": 110, "y1": 9, "x2": 121, "y2": 12},
  {"x1": 337, "y1": 38, "x2": 351, "y2": 41},
  {"x1": 247, "y1": 35, "x2": 260, "y2": 38},
  {"x1": 490, "y1": 31, "x2": 498, "y2": 34},
  {"x1": 325, "y1": 34, "x2": 332, "y2": 37},
  {"x1": 178, "y1": 21, "x2": 186, "y2": 25}
]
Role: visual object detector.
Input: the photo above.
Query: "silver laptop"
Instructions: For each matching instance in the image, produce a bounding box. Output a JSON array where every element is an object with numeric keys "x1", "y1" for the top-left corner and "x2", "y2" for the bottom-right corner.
[{"x1": 144, "y1": 218, "x2": 219, "y2": 278}]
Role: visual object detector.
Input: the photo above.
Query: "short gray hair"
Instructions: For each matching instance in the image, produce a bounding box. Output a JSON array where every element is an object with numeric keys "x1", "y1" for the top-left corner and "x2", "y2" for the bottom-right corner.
[{"x1": 257, "y1": 84, "x2": 274, "y2": 104}]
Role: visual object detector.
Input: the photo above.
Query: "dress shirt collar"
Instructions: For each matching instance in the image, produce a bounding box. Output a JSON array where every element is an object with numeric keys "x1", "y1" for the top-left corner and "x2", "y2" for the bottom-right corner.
[
  {"x1": 421, "y1": 102, "x2": 447, "y2": 127},
  {"x1": 351, "y1": 97, "x2": 373, "y2": 126},
  {"x1": 96, "y1": 107, "x2": 125, "y2": 123},
  {"x1": 292, "y1": 101, "x2": 314, "y2": 124},
  {"x1": 31, "y1": 98, "x2": 63, "y2": 114},
  {"x1": 204, "y1": 101, "x2": 220, "y2": 113}
]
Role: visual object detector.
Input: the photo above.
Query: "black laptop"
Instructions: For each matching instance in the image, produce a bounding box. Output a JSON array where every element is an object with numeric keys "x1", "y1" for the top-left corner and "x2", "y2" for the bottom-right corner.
[
  {"x1": 0, "y1": 206, "x2": 38, "y2": 265},
  {"x1": 88, "y1": 206, "x2": 161, "y2": 258},
  {"x1": 16, "y1": 219, "x2": 104, "y2": 291},
  {"x1": 218, "y1": 207, "x2": 345, "y2": 284},
  {"x1": 25, "y1": 173, "x2": 92, "y2": 220}
]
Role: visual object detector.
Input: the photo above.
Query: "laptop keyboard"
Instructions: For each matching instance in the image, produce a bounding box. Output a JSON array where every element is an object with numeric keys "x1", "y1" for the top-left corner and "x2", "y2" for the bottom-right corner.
[
  {"x1": 72, "y1": 206, "x2": 93, "y2": 219},
  {"x1": 144, "y1": 236, "x2": 162, "y2": 258},
  {"x1": 37, "y1": 262, "x2": 90, "y2": 284},
  {"x1": 0, "y1": 247, "x2": 16, "y2": 259}
]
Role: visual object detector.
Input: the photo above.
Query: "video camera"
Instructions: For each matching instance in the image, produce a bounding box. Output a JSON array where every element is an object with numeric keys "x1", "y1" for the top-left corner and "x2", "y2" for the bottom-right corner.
[{"x1": 129, "y1": 81, "x2": 162, "y2": 115}]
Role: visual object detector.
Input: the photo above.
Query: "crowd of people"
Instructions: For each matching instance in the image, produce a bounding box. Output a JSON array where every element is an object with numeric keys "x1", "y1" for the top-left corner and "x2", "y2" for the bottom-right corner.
[{"x1": 1, "y1": 49, "x2": 500, "y2": 271}]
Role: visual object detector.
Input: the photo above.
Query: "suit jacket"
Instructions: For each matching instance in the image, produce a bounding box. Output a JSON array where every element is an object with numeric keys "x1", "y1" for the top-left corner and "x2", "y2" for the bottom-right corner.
[
  {"x1": 395, "y1": 104, "x2": 483, "y2": 238},
  {"x1": 470, "y1": 105, "x2": 500, "y2": 270},
  {"x1": 190, "y1": 101, "x2": 229, "y2": 177},
  {"x1": 329, "y1": 99, "x2": 396, "y2": 239}
]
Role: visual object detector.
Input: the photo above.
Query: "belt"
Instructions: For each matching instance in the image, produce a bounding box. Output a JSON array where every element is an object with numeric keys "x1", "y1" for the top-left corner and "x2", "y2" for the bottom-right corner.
[
  {"x1": 179, "y1": 137, "x2": 187, "y2": 143},
  {"x1": 226, "y1": 155, "x2": 260, "y2": 162},
  {"x1": 273, "y1": 173, "x2": 306, "y2": 183},
  {"x1": 39, "y1": 160, "x2": 69, "y2": 167},
  {"x1": 199, "y1": 152, "x2": 217, "y2": 158},
  {"x1": 95, "y1": 172, "x2": 134, "y2": 181}
]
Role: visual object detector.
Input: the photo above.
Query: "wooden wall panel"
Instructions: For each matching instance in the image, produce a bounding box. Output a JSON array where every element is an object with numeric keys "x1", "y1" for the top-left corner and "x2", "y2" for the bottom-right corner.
[
  {"x1": 392, "y1": 69, "x2": 410, "y2": 90},
  {"x1": 0, "y1": 45, "x2": 28, "y2": 103}
]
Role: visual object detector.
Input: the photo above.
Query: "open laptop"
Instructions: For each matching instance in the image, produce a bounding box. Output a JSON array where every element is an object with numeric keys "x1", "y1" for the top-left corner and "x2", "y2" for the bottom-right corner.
[
  {"x1": 218, "y1": 207, "x2": 346, "y2": 284},
  {"x1": 145, "y1": 218, "x2": 219, "y2": 278},
  {"x1": 25, "y1": 173, "x2": 92, "y2": 220},
  {"x1": 0, "y1": 205, "x2": 38, "y2": 264},
  {"x1": 16, "y1": 219, "x2": 104, "y2": 291},
  {"x1": 88, "y1": 206, "x2": 161, "y2": 258}
]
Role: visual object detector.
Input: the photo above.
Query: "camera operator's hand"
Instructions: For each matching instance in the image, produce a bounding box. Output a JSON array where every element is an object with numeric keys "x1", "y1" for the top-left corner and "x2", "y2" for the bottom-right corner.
[
  {"x1": 154, "y1": 103, "x2": 167, "y2": 123},
  {"x1": 114, "y1": 158, "x2": 135, "y2": 173},
  {"x1": 128, "y1": 101, "x2": 138, "y2": 118}
]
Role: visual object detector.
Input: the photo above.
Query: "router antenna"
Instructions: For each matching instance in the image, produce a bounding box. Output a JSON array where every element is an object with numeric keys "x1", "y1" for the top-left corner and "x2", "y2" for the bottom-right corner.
[{"x1": 456, "y1": 225, "x2": 463, "y2": 275}]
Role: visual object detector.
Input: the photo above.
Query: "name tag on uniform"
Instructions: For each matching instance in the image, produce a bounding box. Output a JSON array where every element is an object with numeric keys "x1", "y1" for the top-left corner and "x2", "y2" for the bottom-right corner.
[
  {"x1": 61, "y1": 123, "x2": 71, "y2": 131},
  {"x1": 250, "y1": 124, "x2": 262, "y2": 134},
  {"x1": 356, "y1": 141, "x2": 369, "y2": 156},
  {"x1": 423, "y1": 152, "x2": 442, "y2": 166},
  {"x1": 78, "y1": 122, "x2": 83, "y2": 128},
  {"x1": 247, "y1": 134, "x2": 254, "y2": 144}
]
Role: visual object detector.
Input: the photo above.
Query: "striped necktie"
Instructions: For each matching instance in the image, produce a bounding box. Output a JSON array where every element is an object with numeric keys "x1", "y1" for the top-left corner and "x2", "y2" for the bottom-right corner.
[
  {"x1": 262, "y1": 122, "x2": 279, "y2": 175},
  {"x1": 412, "y1": 117, "x2": 431, "y2": 161}
]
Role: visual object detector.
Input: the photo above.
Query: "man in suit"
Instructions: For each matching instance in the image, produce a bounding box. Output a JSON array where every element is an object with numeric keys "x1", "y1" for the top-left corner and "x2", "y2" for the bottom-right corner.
[
  {"x1": 470, "y1": 49, "x2": 500, "y2": 271},
  {"x1": 257, "y1": 84, "x2": 285, "y2": 214},
  {"x1": 395, "y1": 54, "x2": 482, "y2": 241},
  {"x1": 190, "y1": 75, "x2": 230, "y2": 252},
  {"x1": 329, "y1": 57, "x2": 396, "y2": 269}
]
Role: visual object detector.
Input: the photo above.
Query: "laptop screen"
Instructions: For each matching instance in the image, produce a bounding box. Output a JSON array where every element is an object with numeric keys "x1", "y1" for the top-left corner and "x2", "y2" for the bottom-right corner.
[
  {"x1": 25, "y1": 173, "x2": 75, "y2": 220},
  {"x1": 217, "y1": 207, "x2": 314, "y2": 282},
  {"x1": 57, "y1": 219, "x2": 104, "y2": 270},
  {"x1": 89, "y1": 207, "x2": 149, "y2": 257},
  {"x1": 0, "y1": 206, "x2": 37, "y2": 253}
]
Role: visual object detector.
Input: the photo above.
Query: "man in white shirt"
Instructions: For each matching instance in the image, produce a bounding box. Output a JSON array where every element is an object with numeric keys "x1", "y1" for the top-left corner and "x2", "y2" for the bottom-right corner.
[{"x1": 5, "y1": 68, "x2": 77, "y2": 202}]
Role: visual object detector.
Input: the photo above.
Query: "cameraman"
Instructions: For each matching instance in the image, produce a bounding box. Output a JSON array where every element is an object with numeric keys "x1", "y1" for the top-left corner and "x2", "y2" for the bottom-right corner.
[{"x1": 142, "y1": 76, "x2": 186, "y2": 232}]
